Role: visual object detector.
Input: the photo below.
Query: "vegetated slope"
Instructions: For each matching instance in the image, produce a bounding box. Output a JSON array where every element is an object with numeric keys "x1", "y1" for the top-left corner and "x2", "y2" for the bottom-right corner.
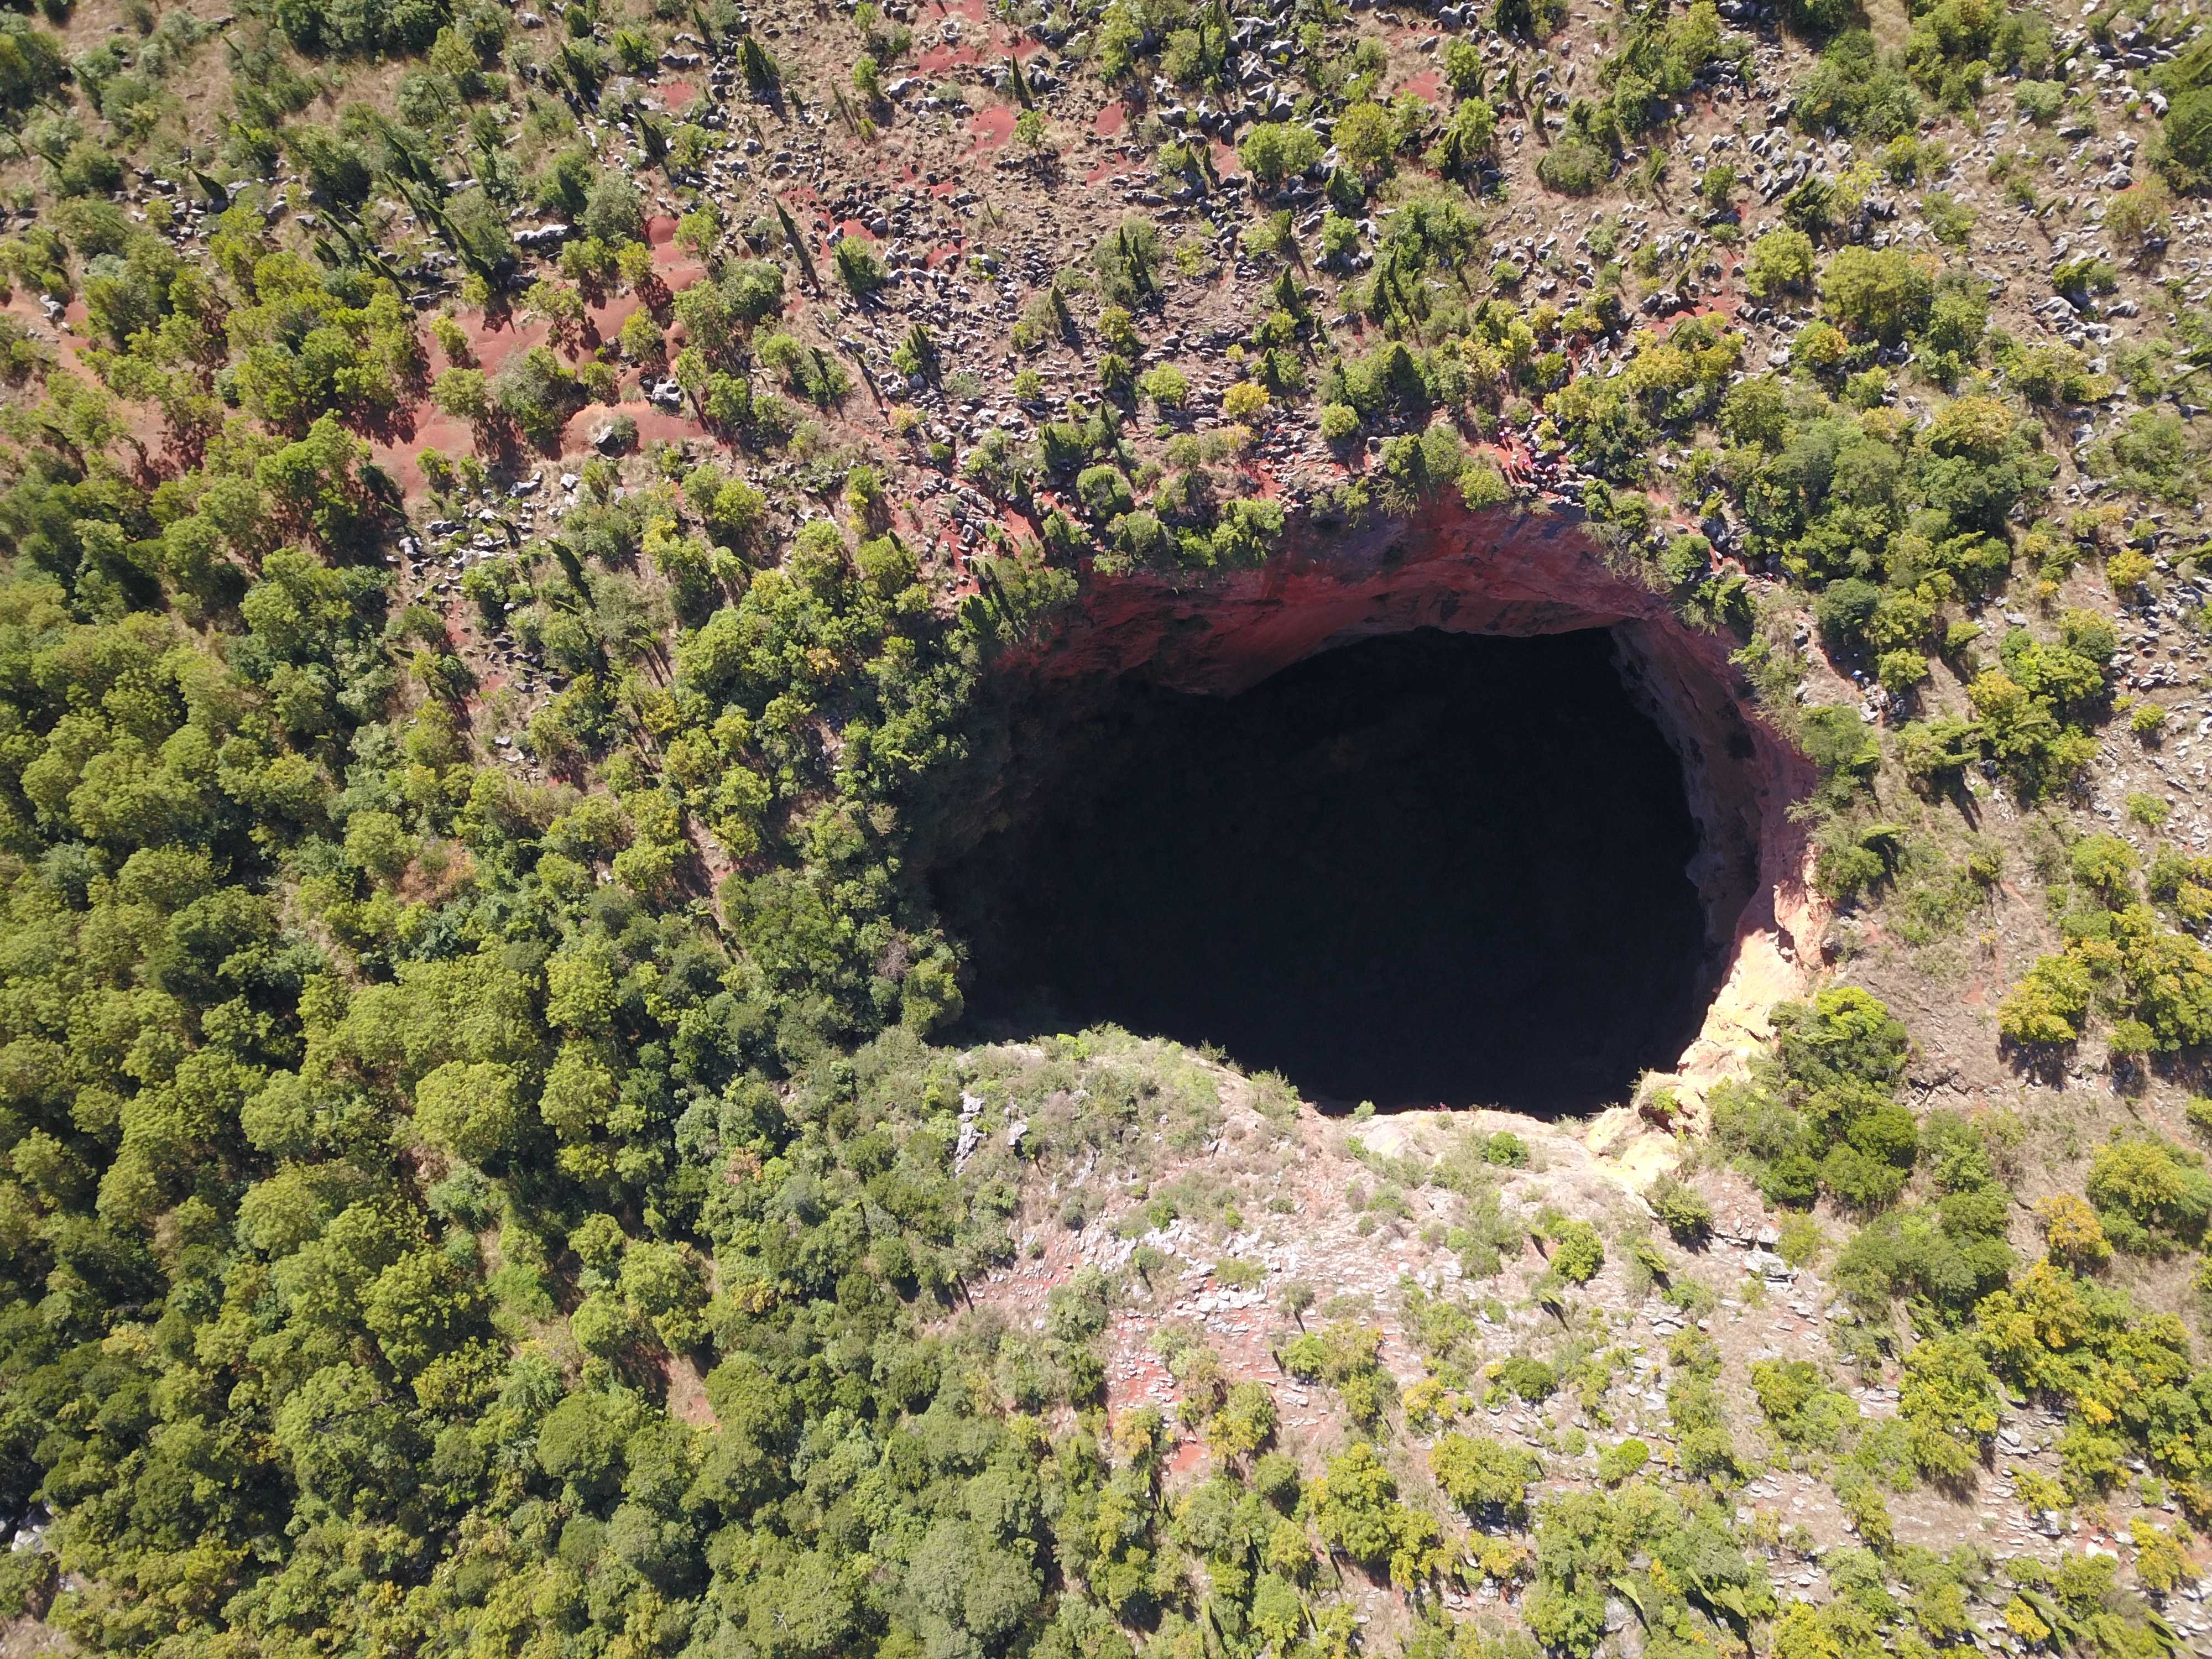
[{"x1": 0, "y1": 0, "x2": 2208, "y2": 1651}]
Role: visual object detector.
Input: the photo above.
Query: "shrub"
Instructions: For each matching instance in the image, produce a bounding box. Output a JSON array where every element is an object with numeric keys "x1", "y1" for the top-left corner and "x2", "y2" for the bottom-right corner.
[
  {"x1": 1498, "y1": 1355, "x2": 1557, "y2": 1401},
  {"x1": 1238, "y1": 121, "x2": 1323, "y2": 190},
  {"x1": 54, "y1": 141, "x2": 123, "y2": 198},
  {"x1": 1899, "y1": 1333, "x2": 1997, "y2": 1483},
  {"x1": 1594, "y1": 1438, "x2": 1649, "y2": 1484},
  {"x1": 1745, "y1": 227, "x2": 1815, "y2": 299},
  {"x1": 833, "y1": 235, "x2": 887, "y2": 293},
  {"x1": 1996, "y1": 952, "x2": 2094, "y2": 1046},
  {"x1": 1537, "y1": 138, "x2": 1610, "y2": 195},
  {"x1": 1430, "y1": 1432, "x2": 1542, "y2": 1520},
  {"x1": 1547, "y1": 1219, "x2": 1605, "y2": 1284},
  {"x1": 1334, "y1": 101, "x2": 1401, "y2": 179},
  {"x1": 581, "y1": 171, "x2": 647, "y2": 246},
  {"x1": 2161, "y1": 87, "x2": 2212, "y2": 189},
  {"x1": 1074, "y1": 464, "x2": 1134, "y2": 521},
  {"x1": 1749, "y1": 1358, "x2": 1856, "y2": 1451},
  {"x1": 431, "y1": 367, "x2": 491, "y2": 424},
  {"x1": 1221, "y1": 380, "x2": 1270, "y2": 421},
  {"x1": 1091, "y1": 216, "x2": 1165, "y2": 305},
  {"x1": 1648, "y1": 1176, "x2": 1713, "y2": 1243},
  {"x1": 2084, "y1": 1136, "x2": 2212, "y2": 1254},
  {"x1": 1311, "y1": 1444, "x2": 1445, "y2": 1585},
  {"x1": 2105, "y1": 182, "x2": 2170, "y2": 253},
  {"x1": 2014, "y1": 79, "x2": 2064, "y2": 123},
  {"x1": 1713, "y1": 987, "x2": 1917, "y2": 1211},
  {"x1": 1459, "y1": 458, "x2": 1512, "y2": 508},
  {"x1": 2034, "y1": 1192, "x2": 2112, "y2": 1268},
  {"x1": 1444, "y1": 39, "x2": 1485, "y2": 95},
  {"x1": 1821, "y1": 245, "x2": 1934, "y2": 342},
  {"x1": 1793, "y1": 30, "x2": 1921, "y2": 139},
  {"x1": 1139, "y1": 363, "x2": 1190, "y2": 411}
]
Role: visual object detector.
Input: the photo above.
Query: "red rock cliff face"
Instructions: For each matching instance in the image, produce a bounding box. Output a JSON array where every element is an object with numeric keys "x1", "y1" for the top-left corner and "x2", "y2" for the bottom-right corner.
[{"x1": 999, "y1": 500, "x2": 1825, "y2": 1165}]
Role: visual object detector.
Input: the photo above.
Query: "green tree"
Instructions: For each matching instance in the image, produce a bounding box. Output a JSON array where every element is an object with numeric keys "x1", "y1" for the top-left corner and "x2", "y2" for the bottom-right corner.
[{"x1": 1238, "y1": 121, "x2": 1324, "y2": 189}]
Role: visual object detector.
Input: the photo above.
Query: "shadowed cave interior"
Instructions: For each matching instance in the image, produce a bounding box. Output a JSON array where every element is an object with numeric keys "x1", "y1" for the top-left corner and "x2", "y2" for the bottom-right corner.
[{"x1": 934, "y1": 627, "x2": 1717, "y2": 1117}]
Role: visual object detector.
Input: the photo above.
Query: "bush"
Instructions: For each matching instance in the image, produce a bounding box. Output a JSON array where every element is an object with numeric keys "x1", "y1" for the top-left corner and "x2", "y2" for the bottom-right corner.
[
  {"x1": 1310, "y1": 1443, "x2": 1443, "y2": 1583},
  {"x1": 1334, "y1": 101, "x2": 1401, "y2": 179},
  {"x1": 1430, "y1": 1432, "x2": 1542, "y2": 1520},
  {"x1": 582, "y1": 171, "x2": 647, "y2": 246},
  {"x1": 1537, "y1": 138, "x2": 1611, "y2": 195},
  {"x1": 1899, "y1": 1333, "x2": 1997, "y2": 1483},
  {"x1": 1712, "y1": 987, "x2": 1918, "y2": 1211},
  {"x1": 1745, "y1": 227, "x2": 1815, "y2": 299},
  {"x1": 1139, "y1": 363, "x2": 1190, "y2": 411},
  {"x1": 833, "y1": 236, "x2": 886, "y2": 293},
  {"x1": 1091, "y1": 216, "x2": 1165, "y2": 305},
  {"x1": 1444, "y1": 39, "x2": 1485, "y2": 95},
  {"x1": 1221, "y1": 381, "x2": 1269, "y2": 421},
  {"x1": 2161, "y1": 87, "x2": 2212, "y2": 189},
  {"x1": 1594, "y1": 1438, "x2": 1649, "y2": 1484},
  {"x1": 430, "y1": 367, "x2": 491, "y2": 425},
  {"x1": 1794, "y1": 30, "x2": 1921, "y2": 139},
  {"x1": 1238, "y1": 121, "x2": 1323, "y2": 190},
  {"x1": 1484, "y1": 1130, "x2": 1529, "y2": 1167},
  {"x1": 54, "y1": 141, "x2": 123, "y2": 198},
  {"x1": 271, "y1": 0, "x2": 446, "y2": 56},
  {"x1": 1459, "y1": 458, "x2": 1512, "y2": 508},
  {"x1": 1074, "y1": 464, "x2": 1134, "y2": 521},
  {"x1": 1821, "y1": 246, "x2": 1934, "y2": 342},
  {"x1": 1547, "y1": 1218, "x2": 1605, "y2": 1284},
  {"x1": 2106, "y1": 182, "x2": 2171, "y2": 253},
  {"x1": 2084, "y1": 1136, "x2": 2212, "y2": 1254},
  {"x1": 1648, "y1": 1176, "x2": 1713, "y2": 1243},
  {"x1": 1749, "y1": 1358, "x2": 1856, "y2": 1451},
  {"x1": 1498, "y1": 1356, "x2": 1557, "y2": 1401}
]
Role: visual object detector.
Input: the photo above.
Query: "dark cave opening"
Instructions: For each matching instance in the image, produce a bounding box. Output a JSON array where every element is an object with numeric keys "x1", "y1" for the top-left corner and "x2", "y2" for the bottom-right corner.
[{"x1": 933, "y1": 627, "x2": 1715, "y2": 1118}]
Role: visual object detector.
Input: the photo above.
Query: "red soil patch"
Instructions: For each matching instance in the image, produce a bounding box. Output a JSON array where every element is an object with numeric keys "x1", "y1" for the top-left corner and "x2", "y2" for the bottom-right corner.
[
  {"x1": 663, "y1": 1354, "x2": 718, "y2": 1428},
  {"x1": 1402, "y1": 68, "x2": 1444, "y2": 102},
  {"x1": 559, "y1": 399, "x2": 710, "y2": 453},
  {"x1": 915, "y1": 41, "x2": 983, "y2": 72},
  {"x1": 661, "y1": 79, "x2": 697, "y2": 107},
  {"x1": 1209, "y1": 139, "x2": 1242, "y2": 178},
  {"x1": 3, "y1": 295, "x2": 173, "y2": 471},
  {"x1": 364, "y1": 216, "x2": 708, "y2": 491},
  {"x1": 924, "y1": 241, "x2": 964, "y2": 269},
  {"x1": 1094, "y1": 100, "x2": 1126, "y2": 137},
  {"x1": 969, "y1": 105, "x2": 1016, "y2": 150},
  {"x1": 377, "y1": 408, "x2": 476, "y2": 494}
]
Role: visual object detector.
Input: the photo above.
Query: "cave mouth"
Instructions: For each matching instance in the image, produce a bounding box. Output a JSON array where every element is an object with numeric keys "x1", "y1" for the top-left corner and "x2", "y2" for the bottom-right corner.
[{"x1": 934, "y1": 627, "x2": 1717, "y2": 1118}]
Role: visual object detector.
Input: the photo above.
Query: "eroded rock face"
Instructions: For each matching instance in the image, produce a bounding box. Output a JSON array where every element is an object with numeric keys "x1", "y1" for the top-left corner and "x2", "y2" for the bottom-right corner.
[{"x1": 999, "y1": 501, "x2": 1824, "y2": 1175}]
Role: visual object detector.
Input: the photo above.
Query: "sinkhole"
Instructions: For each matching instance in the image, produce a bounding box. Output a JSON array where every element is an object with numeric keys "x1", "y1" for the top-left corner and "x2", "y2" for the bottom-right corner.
[{"x1": 933, "y1": 626, "x2": 1729, "y2": 1118}]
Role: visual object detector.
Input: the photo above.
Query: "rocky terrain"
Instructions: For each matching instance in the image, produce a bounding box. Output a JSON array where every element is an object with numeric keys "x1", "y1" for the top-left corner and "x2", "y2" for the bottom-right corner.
[{"x1": 2, "y1": 0, "x2": 2212, "y2": 1653}]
